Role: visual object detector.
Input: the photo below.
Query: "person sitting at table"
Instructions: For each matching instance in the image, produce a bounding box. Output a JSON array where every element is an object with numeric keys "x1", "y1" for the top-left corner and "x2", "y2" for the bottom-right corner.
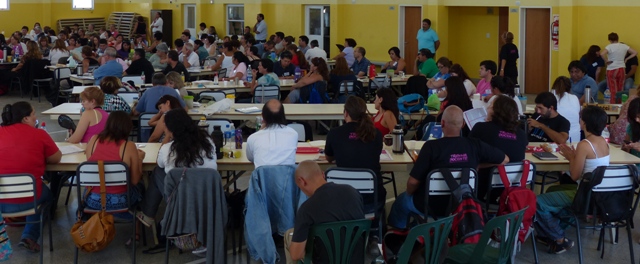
[
  {"x1": 243, "y1": 59, "x2": 280, "y2": 103},
  {"x1": 449, "y1": 64, "x2": 476, "y2": 97},
  {"x1": 204, "y1": 35, "x2": 217, "y2": 57},
  {"x1": 478, "y1": 60, "x2": 497, "y2": 99},
  {"x1": 246, "y1": 99, "x2": 298, "y2": 167},
  {"x1": 328, "y1": 57, "x2": 358, "y2": 99},
  {"x1": 149, "y1": 43, "x2": 169, "y2": 69},
  {"x1": 9, "y1": 35, "x2": 27, "y2": 57},
  {"x1": 93, "y1": 47, "x2": 123, "y2": 85},
  {"x1": 350, "y1": 47, "x2": 370, "y2": 78},
  {"x1": 112, "y1": 34, "x2": 124, "y2": 51},
  {"x1": 388, "y1": 105, "x2": 509, "y2": 228},
  {"x1": 568, "y1": 60, "x2": 598, "y2": 104},
  {"x1": 84, "y1": 111, "x2": 145, "y2": 224},
  {"x1": 609, "y1": 89, "x2": 640, "y2": 144},
  {"x1": 48, "y1": 39, "x2": 70, "y2": 65},
  {"x1": 486, "y1": 76, "x2": 523, "y2": 115},
  {"x1": 381, "y1": 46, "x2": 406, "y2": 74},
  {"x1": 325, "y1": 96, "x2": 385, "y2": 205},
  {"x1": 99, "y1": 76, "x2": 132, "y2": 113},
  {"x1": 470, "y1": 95, "x2": 528, "y2": 201},
  {"x1": 427, "y1": 57, "x2": 452, "y2": 92},
  {"x1": 67, "y1": 87, "x2": 108, "y2": 143},
  {"x1": 166, "y1": 71, "x2": 188, "y2": 99},
  {"x1": 10, "y1": 41, "x2": 40, "y2": 73},
  {"x1": 283, "y1": 57, "x2": 329, "y2": 103},
  {"x1": 372, "y1": 88, "x2": 399, "y2": 135},
  {"x1": 178, "y1": 43, "x2": 200, "y2": 68},
  {"x1": 414, "y1": 48, "x2": 438, "y2": 78},
  {"x1": 123, "y1": 49, "x2": 154, "y2": 84},
  {"x1": 148, "y1": 95, "x2": 184, "y2": 144},
  {"x1": 528, "y1": 92, "x2": 570, "y2": 143},
  {"x1": 622, "y1": 98, "x2": 640, "y2": 157},
  {"x1": 38, "y1": 35, "x2": 51, "y2": 58},
  {"x1": 332, "y1": 38, "x2": 356, "y2": 67},
  {"x1": 145, "y1": 31, "x2": 163, "y2": 54},
  {"x1": 80, "y1": 46, "x2": 100, "y2": 74},
  {"x1": 553, "y1": 76, "x2": 581, "y2": 143},
  {"x1": 273, "y1": 51, "x2": 296, "y2": 79},
  {"x1": 116, "y1": 39, "x2": 131, "y2": 60},
  {"x1": 535, "y1": 106, "x2": 609, "y2": 254},
  {"x1": 161, "y1": 50, "x2": 190, "y2": 81},
  {"x1": 224, "y1": 51, "x2": 249, "y2": 81},
  {"x1": 0, "y1": 101, "x2": 61, "y2": 253},
  {"x1": 194, "y1": 39, "x2": 209, "y2": 62},
  {"x1": 137, "y1": 109, "x2": 217, "y2": 237},
  {"x1": 133, "y1": 73, "x2": 186, "y2": 116},
  {"x1": 209, "y1": 41, "x2": 235, "y2": 77}
]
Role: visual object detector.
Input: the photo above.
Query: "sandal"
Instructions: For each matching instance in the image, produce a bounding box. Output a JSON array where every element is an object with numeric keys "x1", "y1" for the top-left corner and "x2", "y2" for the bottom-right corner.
[{"x1": 18, "y1": 238, "x2": 41, "y2": 253}]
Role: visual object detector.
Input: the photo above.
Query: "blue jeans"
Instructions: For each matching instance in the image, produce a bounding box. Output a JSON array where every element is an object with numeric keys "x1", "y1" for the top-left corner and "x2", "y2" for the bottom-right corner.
[
  {"x1": 0, "y1": 184, "x2": 51, "y2": 241},
  {"x1": 388, "y1": 192, "x2": 424, "y2": 229}
]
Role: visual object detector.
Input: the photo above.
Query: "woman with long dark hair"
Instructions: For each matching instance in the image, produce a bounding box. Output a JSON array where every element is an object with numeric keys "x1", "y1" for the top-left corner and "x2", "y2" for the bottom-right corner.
[
  {"x1": 225, "y1": 51, "x2": 249, "y2": 81},
  {"x1": 284, "y1": 57, "x2": 330, "y2": 103},
  {"x1": 623, "y1": 98, "x2": 640, "y2": 157},
  {"x1": 137, "y1": 109, "x2": 217, "y2": 232},
  {"x1": 325, "y1": 96, "x2": 385, "y2": 204},
  {"x1": 373, "y1": 88, "x2": 399, "y2": 135},
  {"x1": 148, "y1": 95, "x2": 184, "y2": 143},
  {"x1": 580, "y1": 45, "x2": 605, "y2": 81},
  {"x1": 328, "y1": 57, "x2": 357, "y2": 96},
  {"x1": 439, "y1": 76, "x2": 472, "y2": 117},
  {"x1": 552, "y1": 76, "x2": 580, "y2": 143},
  {"x1": 449, "y1": 64, "x2": 476, "y2": 96},
  {"x1": 11, "y1": 41, "x2": 41, "y2": 73},
  {"x1": 486, "y1": 76, "x2": 523, "y2": 115},
  {"x1": 117, "y1": 40, "x2": 132, "y2": 60}
]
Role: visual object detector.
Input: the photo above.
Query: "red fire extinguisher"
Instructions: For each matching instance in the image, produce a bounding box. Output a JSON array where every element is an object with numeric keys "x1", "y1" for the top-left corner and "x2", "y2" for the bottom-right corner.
[{"x1": 551, "y1": 17, "x2": 559, "y2": 48}]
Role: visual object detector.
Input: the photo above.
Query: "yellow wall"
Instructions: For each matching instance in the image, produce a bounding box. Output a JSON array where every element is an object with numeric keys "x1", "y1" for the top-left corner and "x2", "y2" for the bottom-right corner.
[{"x1": 447, "y1": 7, "x2": 499, "y2": 76}]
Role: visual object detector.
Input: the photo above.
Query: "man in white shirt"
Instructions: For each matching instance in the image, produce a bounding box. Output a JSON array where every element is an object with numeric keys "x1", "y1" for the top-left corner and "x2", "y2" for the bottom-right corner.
[
  {"x1": 181, "y1": 31, "x2": 195, "y2": 45},
  {"x1": 253, "y1": 13, "x2": 268, "y2": 43},
  {"x1": 151, "y1": 12, "x2": 164, "y2": 33},
  {"x1": 305, "y1": 40, "x2": 327, "y2": 62},
  {"x1": 178, "y1": 43, "x2": 200, "y2": 68},
  {"x1": 246, "y1": 99, "x2": 298, "y2": 168}
]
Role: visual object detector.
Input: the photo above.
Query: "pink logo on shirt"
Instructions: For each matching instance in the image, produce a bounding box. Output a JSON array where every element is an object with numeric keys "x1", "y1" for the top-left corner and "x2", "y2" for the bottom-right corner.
[
  {"x1": 348, "y1": 132, "x2": 358, "y2": 140},
  {"x1": 498, "y1": 130, "x2": 516, "y2": 140},
  {"x1": 450, "y1": 154, "x2": 468, "y2": 163}
]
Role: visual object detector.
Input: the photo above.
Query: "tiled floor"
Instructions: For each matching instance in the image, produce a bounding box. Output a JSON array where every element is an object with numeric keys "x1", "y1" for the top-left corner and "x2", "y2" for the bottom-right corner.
[{"x1": 2, "y1": 92, "x2": 640, "y2": 263}]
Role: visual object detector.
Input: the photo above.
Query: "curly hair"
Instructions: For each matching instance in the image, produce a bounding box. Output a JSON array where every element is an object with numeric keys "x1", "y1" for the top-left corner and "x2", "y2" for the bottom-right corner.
[
  {"x1": 311, "y1": 57, "x2": 329, "y2": 81},
  {"x1": 164, "y1": 109, "x2": 215, "y2": 167},
  {"x1": 330, "y1": 57, "x2": 353, "y2": 76},
  {"x1": 490, "y1": 95, "x2": 520, "y2": 133}
]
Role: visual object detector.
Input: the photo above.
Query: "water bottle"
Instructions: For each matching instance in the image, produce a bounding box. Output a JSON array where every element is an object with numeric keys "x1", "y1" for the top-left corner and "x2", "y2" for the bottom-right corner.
[
  {"x1": 229, "y1": 123, "x2": 236, "y2": 149},
  {"x1": 294, "y1": 66, "x2": 301, "y2": 82},
  {"x1": 246, "y1": 66, "x2": 253, "y2": 82},
  {"x1": 604, "y1": 89, "x2": 611, "y2": 103},
  {"x1": 602, "y1": 126, "x2": 610, "y2": 143},
  {"x1": 213, "y1": 73, "x2": 219, "y2": 85},
  {"x1": 39, "y1": 121, "x2": 47, "y2": 132},
  {"x1": 235, "y1": 127, "x2": 243, "y2": 149},
  {"x1": 224, "y1": 124, "x2": 232, "y2": 149},
  {"x1": 392, "y1": 124, "x2": 404, "y2": 153},
  {"x1": 211, "y1": 125, "x2": 224, "y2": 159},
  {"x1": 180, "y1": 72, "x2": 185, "y2": 82},
  {"x1": 270, "y1": 51, "x2": 276, "y2": 62},
  {"x1": 140, "y1": 71, "x2": 145, "y2": 83}
]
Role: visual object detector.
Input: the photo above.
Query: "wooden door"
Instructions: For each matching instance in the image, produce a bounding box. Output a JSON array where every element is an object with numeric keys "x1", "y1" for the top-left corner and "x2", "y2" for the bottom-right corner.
[
  {"x1": 403, "y1": 7, "x2": 421, "y2": 75},
  {"x1": 524, "y1": 8, "x2": 550, "y2": 94}
]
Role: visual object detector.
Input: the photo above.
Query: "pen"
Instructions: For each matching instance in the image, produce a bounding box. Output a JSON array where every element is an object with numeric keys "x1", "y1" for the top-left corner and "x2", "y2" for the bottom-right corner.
[{"x1": 569, "y1": 137, "x2": 572, "y2": 144}]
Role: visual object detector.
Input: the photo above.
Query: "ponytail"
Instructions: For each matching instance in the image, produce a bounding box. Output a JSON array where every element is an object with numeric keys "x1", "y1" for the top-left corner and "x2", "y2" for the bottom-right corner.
[
  {"x1": 344, "y1": 96, "x2": 376, "y2": 142},
  {"x1": 1, "y1": 101, "x2": 32, "y2": 126}
]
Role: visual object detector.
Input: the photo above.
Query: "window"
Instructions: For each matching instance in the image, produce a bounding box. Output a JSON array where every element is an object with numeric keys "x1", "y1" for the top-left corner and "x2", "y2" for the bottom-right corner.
[
  {"x1": 227, "y1": 5, "x2": 244, "y2": 36},
  {"x1": 72, "y1": 0, "x2": 93, "y2": 10},
  {"x1": 0, "y1": 0, "x2": 8, "y2": 10}
]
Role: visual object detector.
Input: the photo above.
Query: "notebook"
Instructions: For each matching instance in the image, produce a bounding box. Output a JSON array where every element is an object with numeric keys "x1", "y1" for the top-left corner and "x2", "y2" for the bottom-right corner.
[
  {"x1": 463, "y1": 107, "x2": 487, "y2": 130},
  {"x1": 60, "y1": 145, "x2": 84, "y2": 155},
  {"x1": 532, "y1": 152, "x2": 559, "y2": 160},
  {"x1": 235, "y1": 107, "x2": 261, "y2": 114}
]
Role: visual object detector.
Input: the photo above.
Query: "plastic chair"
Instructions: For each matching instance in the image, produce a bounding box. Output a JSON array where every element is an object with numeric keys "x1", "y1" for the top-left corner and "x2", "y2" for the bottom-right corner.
[
  {"x1": 138, "y1": 112, "x2": 155, "y2": 142},
  {"x1": 0, "y1": 174, "x2": 53, "y2": 264},
  {"x1": 199, "y1": 91, "x2": 227, "y2": 103},
  {"x1": 300, "y1": 219, "x2": 372, "y2": 264},
  {"x1": 218, "y1": 68, "x2": 227, "y2": 78},
  {"x1": 119, "y1": 92, "x2": 139, "y2": 105},
  {"x1": 253, "y1": 85, "x2": 280, "y2": 103},
  {"x1": 396, "y1": 215, "x2": 455, "y2": 264},
  {"x1": 123, "y1": 76, "x2": 144, "y2": 85},
  {"x1": 424, "y1": 168, "x2": 478, "y2": 218},
  {"x1": 287, "y1": 123, "x2": 306, "y2": 142},
  {"x1": 445, "y1": 208, "x2": 526, "y2": 264},
  {"x1": 27, "y1": 59, "x2": 53, "y2": 102},
  {"x1": 74, "y1": 161, "x2": 138, "y2": 264},
  {"x1": 204, "y1": 118, "x2": 233, "y2": 135},
  {"x1": 54, "y1": 67, "x2": 74, "y2": 103}
]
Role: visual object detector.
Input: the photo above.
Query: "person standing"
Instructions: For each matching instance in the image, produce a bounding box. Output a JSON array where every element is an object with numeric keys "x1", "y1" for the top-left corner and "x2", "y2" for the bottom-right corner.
[
  {"x1": 416, "y1": 19, "x2": 440, "y2": 56},
  {"x1": 600, "y1": 32, "x2": 638, "y2": 103},
  {"x1": 499, "y1": 32, "x2": 519, "y2": 84},
  {"x1": 150, "y1": 12, "x2": 164, "y2": 34},
  {"x1": 253, "y1": 13, "x2": 267, "y2": 43}
]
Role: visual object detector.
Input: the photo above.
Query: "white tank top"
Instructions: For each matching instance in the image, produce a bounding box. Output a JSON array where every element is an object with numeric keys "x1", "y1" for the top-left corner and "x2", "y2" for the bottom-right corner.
[
  {"x1": 582, "y1": 139, "x2": 610, "y2": 175},
  {"x1": 221, "y1": 55, "x2": 234, "y2": 78}
]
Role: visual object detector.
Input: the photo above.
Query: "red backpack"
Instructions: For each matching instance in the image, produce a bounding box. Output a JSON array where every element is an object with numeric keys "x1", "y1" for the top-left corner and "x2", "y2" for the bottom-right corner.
[
  {"x1": 441, "y1": 168, "x2": 485, "y2": 246},
  {"x1": 496, "y1": 160, "x2": 537, "y2": 243}
]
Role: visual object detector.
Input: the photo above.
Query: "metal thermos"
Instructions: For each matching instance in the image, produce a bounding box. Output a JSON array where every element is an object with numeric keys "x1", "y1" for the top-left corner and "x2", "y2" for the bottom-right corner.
[
  {"x1": 585, "y1": 86, "x2": 591, "y2": 104},
  {"x1": 392, "y1": 124, "x2": 404, "y2": 154},
  {"x1": 211, "y1": 125, "x2": 224, "y2": 159}
]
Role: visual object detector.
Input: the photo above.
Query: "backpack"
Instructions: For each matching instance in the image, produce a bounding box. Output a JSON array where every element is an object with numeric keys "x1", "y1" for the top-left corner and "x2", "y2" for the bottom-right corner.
[
  {"x1": 397, "y1": 93, "x2": 426, "y2": 113},
  {"x1": 590, "y1": 165, "x2": 639, "y2": 223},
  {"x1": 440, "y1": 168, "x2": 485, "y2": 246},
  {"x1": 496, "y1": 160, "x2": 537, "y2": 244},
  {"x1": 299, "y1": 81, "x2": 330, "y2": 104}
]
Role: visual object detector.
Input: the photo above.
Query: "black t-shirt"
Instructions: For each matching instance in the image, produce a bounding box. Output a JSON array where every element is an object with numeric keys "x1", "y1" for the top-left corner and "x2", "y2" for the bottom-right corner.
[
  {"x1": 273, "y1": 61, "x2": 296, "y2": 77},
  {"x1": 580, "y1": 55, "x2": 605, "y2": 81},
  {"x1": 325, "y1": 122, "x2": 385, "y2": 203},
  {"x1": 126, "y1": 58, "x2": 155, "y2": 84},
  {"x1": 469, "y1": 121, "x2": 528, "y2": 200},
  {"x1": 410, "y1": 137, "x2": 506, "y2": 216},
  {"x1": 499, "y1": 43, "x2": 519, "y2": 78},
  {"x1": 292, "y1": 183, "x2": 365, "y2": 263},
  {"x1": 528, "y1": 113, "x2": 570, "y2": 143},
  {"x1": 626, "y1": 54, "x2": 638, "y2": 79},
  {"x1": 162, "y1": 62, "x2": 191, "y2": 80}
]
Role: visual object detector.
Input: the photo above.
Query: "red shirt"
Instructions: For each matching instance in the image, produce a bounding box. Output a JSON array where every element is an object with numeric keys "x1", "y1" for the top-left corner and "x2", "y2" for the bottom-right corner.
[
  {"x1": 291, "y1": 54, "x2": 299, "y2": 67},
  {"x1": 0, "y1": 124, "x2": 59, "y2": 203},
  {"x1": 87, "y1": 140, "x2": 127, "y2": 194}
]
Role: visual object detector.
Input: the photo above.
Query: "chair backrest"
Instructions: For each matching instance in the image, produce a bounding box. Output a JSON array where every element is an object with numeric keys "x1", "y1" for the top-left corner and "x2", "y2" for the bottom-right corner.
[
  {"x1": 489, "y1": 161, "x2": 536, "y2": 189},
  {"x1": 287, "y1": 123, "x2": 306, "y2": 142},
  {"x1": 58, "y1": 56, "x2": 70, "y2": 64},
  {"x1": 75, "y1": 162, "x2": 130, "y2": 211},
  {"x1": 26, "y1": 59, "x2": 52, "y2": 79},
  {"x1": 302, "y1": 219, "x2": 372, "y2": 264},
  {"x1": 122, "y1": 76, "x2": 144, "y2": 85},
  {"x1": 138, "y1": 112, "x2": 156, "y2": 142},
  {"x1": 468, "y1": 208, "x2": 526, "y2": 263},
  {"x1": 200, "y1": 91, "x2": 227, "y2": 102},
  {"x1": 325, "y1": 168, "x2": 377, "y2": 196},
  {"x1": 591, "y1": 165, "x2": 638, "y2": 192},
  {"x1": 253, "y1": 85, "x2": 280, "y2": 103},
  {"x1": 54, "y1": 67, "x2": 72, "y2": 80},
  {"x1": 396, "y1": 215, "x2": 455, "y2": 264},
  {"x1": 368, "y1": 76, "x2": 387, "y2": 90},
  {"x1": 218, "y1": 68, "x2": 227, "y2": 78},
  {"x1": 118, "y1": 92, "x2": 139, "y2": 105},
  {"x1": 0, "y1": 174, "x2": 36, "y2": 204},
  {"x1": 338, "y1": 80, "x2": 355, "y2": 95},
  {"x1": 220, "y1": 88, "x2": 236, "y2": 95},
  {"x1": 205, "y1": 118, "x2": 233, "y2": 134},
  {"x1": 427, "y1": 168, "x2": 478, "y2": 196}
]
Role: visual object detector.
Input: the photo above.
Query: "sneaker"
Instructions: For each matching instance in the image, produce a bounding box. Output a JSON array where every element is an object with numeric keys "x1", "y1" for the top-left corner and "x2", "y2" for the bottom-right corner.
[
  {"x1": 18, "y1": 238, "x2": 41, "y2": 253},
  {"x1": 551, "y1": 238, "x2": 574, "y2": 254},
  {"x1": 535, "y1": 235, "x2": 553, "y2": 247}
]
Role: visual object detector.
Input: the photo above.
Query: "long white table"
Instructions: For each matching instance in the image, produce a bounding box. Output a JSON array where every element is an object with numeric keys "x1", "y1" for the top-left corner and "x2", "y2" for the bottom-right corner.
[{"x1": 47, "y1": 142, "x2": 415, "y2": 173}]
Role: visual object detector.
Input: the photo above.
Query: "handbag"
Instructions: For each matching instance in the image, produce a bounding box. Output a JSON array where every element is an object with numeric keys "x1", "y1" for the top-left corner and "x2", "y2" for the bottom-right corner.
[
  {"x1": 70, "y1": 160, "x2": 116, "y2": 253},
  {"x1": 0, "y1": 212, "x2": 12, "y2": 262},
  {"x1": 166, "y1": 168, "x2": 201, "y2": 251}
]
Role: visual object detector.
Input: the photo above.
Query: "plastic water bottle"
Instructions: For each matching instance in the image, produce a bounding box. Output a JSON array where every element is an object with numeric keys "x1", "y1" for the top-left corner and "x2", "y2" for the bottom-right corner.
[
  {"x1": 39, "y1": 121, "x2": 47, "y2": 131},
  {"x1": 224, "y1": 124, "x2": 232, "y2": 148},
  {"x1": 294, "y1": 66, "x2": 301, "y2": 82},
  {"x1": 602, "y1": 126, "x2": 610, "y2": 143},
  {"x1": 270, "y1": 51, "x2": 276, "y2": 62},
  {"x1": 213, "y1": 73, "x2": 219, "y2": 85},
  {"x1": 604, "y1": 89, "x2": 611, "y2": 103},
  {"x1": 246, "y1": 66, "x2": 253, "y2": 83},
  {"x1": 181, "y1": 72, "x2": 185, "y2": 82},
  {"x1": 229, "y1": 123, "x2": 236, "y2": 149}
]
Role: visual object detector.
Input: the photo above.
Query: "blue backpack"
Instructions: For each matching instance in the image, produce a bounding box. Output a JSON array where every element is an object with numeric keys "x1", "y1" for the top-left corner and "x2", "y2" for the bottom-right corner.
[
  {"x1": 397, "y1": 93, "x2": 426, "y2": 113},
  {"x1": 299, "y1": 81, "x2": 330, "y2": 104}
]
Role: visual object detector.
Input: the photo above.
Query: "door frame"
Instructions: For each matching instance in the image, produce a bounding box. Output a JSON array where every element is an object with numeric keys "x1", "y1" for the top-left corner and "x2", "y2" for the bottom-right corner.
[
  {"x1": 305, "y1": 5, "x2": 325, "y2": 50},
  {"x1": 183, "y1": 4, "x2": 197, "y2": 39},
  {"x1": 398, "y1": 5, "x2": 423, "y2": 60},
  {"x1": 519, "y1": 6, "x2": 552, "y2": 93}
]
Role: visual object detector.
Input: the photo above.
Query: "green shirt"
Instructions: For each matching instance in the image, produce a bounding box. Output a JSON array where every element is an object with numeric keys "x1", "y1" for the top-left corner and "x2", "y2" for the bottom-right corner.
[{"x1": 419, "y1": 58, "x2": 439, "y2": 78}]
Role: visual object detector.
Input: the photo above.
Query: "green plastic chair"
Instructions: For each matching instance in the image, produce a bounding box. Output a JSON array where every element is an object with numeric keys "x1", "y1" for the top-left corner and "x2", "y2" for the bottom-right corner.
[
  {"x1": 299, "y1": 219, "x2": 372, "y2": 264},
  {"x1": 396, "y1": 215, "x2": 455, "y2": 264},
  {"x1": 444, "y1": 208, "x2": 526, "y2": 264}
]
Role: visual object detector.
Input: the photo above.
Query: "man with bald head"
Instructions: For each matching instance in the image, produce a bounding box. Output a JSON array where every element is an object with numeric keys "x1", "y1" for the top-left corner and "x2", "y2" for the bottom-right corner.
[
  {"x1": 246, "y1": 99, "x2": 299, "y2": 168},
  {"x1": 388, "y1": 106, "x2": 509, "y2": 228},
  {"x1": 285, "y1": 160, "x2": 364, "y2": 264}
]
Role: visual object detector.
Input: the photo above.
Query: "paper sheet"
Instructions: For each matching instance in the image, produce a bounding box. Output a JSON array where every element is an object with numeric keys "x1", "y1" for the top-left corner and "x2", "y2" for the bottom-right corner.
[
  {"x1": 235, "y1": 107, "x2": 261, "y2": 114},
  {"x1": 307, "y1": 140, "x2": 326, "y2": 147},
  {"x1": 463, "y1": 107, "x2": 487, "y2": 130},
  {"x1": 380, "y1": 150, "x2": 393, "y2": 161},
  {"x1": 60, "y1": 145, "x2": 84, "y2": 155}
]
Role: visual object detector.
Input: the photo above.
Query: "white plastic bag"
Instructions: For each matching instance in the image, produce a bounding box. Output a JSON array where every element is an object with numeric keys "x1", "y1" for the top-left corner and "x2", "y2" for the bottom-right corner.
[{"x1": 203, "y1": 98, "x2": 233, "y2": 116}]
